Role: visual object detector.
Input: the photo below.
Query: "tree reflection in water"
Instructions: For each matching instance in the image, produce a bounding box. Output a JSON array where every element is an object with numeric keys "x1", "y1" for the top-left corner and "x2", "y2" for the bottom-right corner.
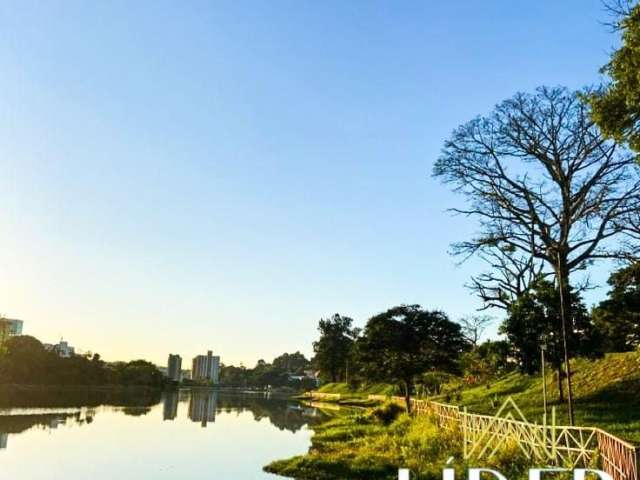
[
  {"x1": 0, "y1": 389, "x2": 331, "y2": 450},
  {"x1": 0, "y1": 410, "x2": 95, "y2": 449}
]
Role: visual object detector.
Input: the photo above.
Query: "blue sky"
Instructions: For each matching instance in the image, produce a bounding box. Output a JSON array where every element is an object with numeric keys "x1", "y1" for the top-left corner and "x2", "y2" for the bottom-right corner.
[{"x1": 0, "y1": 1, "x2": 619, "y2": 365}]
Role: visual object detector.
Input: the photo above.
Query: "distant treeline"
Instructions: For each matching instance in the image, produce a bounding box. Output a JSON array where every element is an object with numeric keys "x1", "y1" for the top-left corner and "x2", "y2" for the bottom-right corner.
[
  {"x1": 218, "y1": 351, "x2": 317, "y2": 390},
  {"x1": 0, "y1": 335, "x2": 163, "y2": 387}
]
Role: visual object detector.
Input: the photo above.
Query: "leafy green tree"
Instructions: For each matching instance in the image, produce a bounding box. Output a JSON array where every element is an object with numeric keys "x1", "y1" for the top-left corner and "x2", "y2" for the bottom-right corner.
[
  {"x1": 111, "y1": 360, "x2": 164, "y2": 387},
  {"x1": 272, "y1": 351, "x2": 310, "y2": 374},
  {"x1": 501, "y1": 280, "x2": 599, "y2": 400},
  {"x1": 219, "y1": 352, "x2": 313, "y2": 389},
  {"x1": 0, "y1": 336, "x2": 53, "y2": 383},
  {"x1": 0, "y1": 335, "x2": 163, "y2": 387},
  {"x1": 356, "y1": 305, "x2": 468, "y2": 412},
  {"x1": 219, "y1": 364, "x2": 249, "y2": 386},
  {"x1": 313, "y1": 314, "x2": 359, "y2": 383},
  {"x1": 593, "y1": 262, "x2": 640, "y2": 352},
  {"x1": 588, "y1": 3, "x2": 640, "y2": 154},
  {"x1": 460, "y1": 340, "x2": 514, "y2": 384}
]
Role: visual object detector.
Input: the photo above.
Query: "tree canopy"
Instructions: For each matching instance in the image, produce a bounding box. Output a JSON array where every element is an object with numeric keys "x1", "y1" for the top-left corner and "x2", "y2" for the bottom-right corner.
[
  {"x1": 356, "y1": 305, "x2": 468, "y2": 411},
  {"x1": 313, "y1": 314, "x2": 359, "y2": 383},
  {"x1": 501, "y1": 279, "x2": 598, "y2": 379},
  {"x1": 0, "y1": 335, "x2": 163, "y2": 387},
  {"x1": 593, "y1": 262, "x2": 640, "y2": 352},
  {"x1": 588, "y1": 2, "x2": 640, "y2": 154}
]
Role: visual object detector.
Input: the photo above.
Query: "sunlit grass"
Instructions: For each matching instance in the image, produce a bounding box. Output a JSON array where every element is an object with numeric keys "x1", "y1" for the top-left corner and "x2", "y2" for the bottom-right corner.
[
  {"x1": 437, "y1": 351, "x2": 640, "y2": 442},
  {"x1": 265, "y1": 402, "x2": 531, "y2": 480}
]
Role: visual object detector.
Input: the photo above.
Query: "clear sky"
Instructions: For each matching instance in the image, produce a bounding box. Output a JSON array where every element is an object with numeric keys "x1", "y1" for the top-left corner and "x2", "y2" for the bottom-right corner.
[{"x1": 0, "y1": 0, "x2": 620, "y2": 366}]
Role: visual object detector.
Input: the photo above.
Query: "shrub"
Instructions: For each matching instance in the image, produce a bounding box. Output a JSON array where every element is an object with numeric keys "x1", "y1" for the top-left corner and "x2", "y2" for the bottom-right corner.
[{"x1": 371, "y1": 401, "x2": 404, "y2": 425}]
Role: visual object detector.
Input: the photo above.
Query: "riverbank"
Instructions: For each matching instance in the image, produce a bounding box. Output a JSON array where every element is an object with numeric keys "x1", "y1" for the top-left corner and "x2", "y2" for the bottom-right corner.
[{"x1": 264, "y1": 402, "x2": 529, "y2": 480}]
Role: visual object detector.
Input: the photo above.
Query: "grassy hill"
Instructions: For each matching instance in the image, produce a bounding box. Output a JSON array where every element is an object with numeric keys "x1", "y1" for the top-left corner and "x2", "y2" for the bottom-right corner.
[
  {"x1": 315, "y1": 351, "x2": 640, "y2": 442},
  {"x1": 442, "y1": 351, "x2": 640, "y2": 442}
]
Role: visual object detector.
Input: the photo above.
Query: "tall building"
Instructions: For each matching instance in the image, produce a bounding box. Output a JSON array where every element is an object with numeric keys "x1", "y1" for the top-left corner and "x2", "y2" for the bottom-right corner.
[
  {"x1": 167, "y1": 354, "x2": 182, "y2": 382},
  {"x1": 191, "y1": 350, "x2": 220, "y2": 384},
  {"x1": 0, "y1": 318, "x2": 23, "y2": 344},
  {"x1": 6, "y1": 319, "x2": 23, "y2": 336},
  {"x1": 43, "y1": 340, "x2": 75, "y2": 358}
]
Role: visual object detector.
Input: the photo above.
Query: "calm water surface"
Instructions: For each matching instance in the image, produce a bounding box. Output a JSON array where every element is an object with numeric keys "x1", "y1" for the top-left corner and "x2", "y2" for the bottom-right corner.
[{"x1": 0, "y1": 389, "x2": 328, "y2": 479}]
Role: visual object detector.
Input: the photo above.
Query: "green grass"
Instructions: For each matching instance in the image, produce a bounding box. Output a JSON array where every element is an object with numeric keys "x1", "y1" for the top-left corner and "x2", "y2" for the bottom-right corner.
[
  {"x1": 315, "y1": 352, "x2": 640, "y2": 442},
  {"x1": 437, "y1": 351, "x2": 640, "y2": 443},
  {"x1": 265, "y1": 403, "x2": 531, "y2": 480},
  {"x1": 308, "y1": 382, "x2": 397, "y2": 407},
  {"x1": 317, "y1": 382, "x2": 396, "y2": 397},
  {"x1": 268, "y1": 353, "x2": 640, "y2": 479}
]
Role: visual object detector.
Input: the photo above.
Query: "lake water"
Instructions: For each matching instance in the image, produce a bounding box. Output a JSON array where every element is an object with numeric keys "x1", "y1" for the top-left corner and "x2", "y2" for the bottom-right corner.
[{"x1": 0, "y1": 389, "x2": 327, "y2": 479}]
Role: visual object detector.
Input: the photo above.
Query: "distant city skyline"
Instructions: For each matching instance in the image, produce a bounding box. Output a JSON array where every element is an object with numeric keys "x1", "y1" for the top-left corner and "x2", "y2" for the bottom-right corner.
[{"x1": 0, "y1": 1, "x2": 621, "y2": 366}]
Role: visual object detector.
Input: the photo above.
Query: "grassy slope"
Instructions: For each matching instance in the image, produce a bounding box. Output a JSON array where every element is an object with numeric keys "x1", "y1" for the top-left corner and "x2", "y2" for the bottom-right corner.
[
  {"x1": 266, "y1": 353, "x2": 639, "y2": 479},
  {"x1": 315, "y1": 351, "x2": 640, "y2": 442},
  {"x1": 317, "y1": 383, "x2": 396, "y2": 396},
  {"x1": 440, "y1": 351, "x2": 640, "y2": 442}
]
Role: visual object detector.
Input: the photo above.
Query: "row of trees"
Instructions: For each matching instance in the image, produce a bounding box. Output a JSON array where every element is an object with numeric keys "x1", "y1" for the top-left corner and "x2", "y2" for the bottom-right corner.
[
  {"x1": 313, "y1": 308, "x2": 468, "y2": 411},
  {"x1": 312, "y1": 260, "x2": 639, "y2": 412},
  {"x1": 219, "y1": 351, "x2": 317, "y2": 390},
  {"x1": 0, "y1": 335, "x2": 164, "y2": 387}
]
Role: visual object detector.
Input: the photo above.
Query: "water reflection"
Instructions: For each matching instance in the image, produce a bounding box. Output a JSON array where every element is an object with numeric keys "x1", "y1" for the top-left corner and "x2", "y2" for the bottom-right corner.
[
  {"x1": 0, "y1": 386, "x2": 162, "y2": 409},
  {"x1": 163, "y1": 391, "x2": 178, "y2": 420},
  {"x1": 188, "y1": 390, "x2": 218, "y2": 426},
  {"x1": 0, "y1": 410, "x2": 95, "y2": 449},
  {"x1": 0, "y1": 389, "x2": 330, "y2": 451}
]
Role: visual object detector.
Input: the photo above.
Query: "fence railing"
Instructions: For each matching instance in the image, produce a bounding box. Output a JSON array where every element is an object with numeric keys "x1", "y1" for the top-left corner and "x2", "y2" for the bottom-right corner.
[{"x1": 364, "y1": 394, "x2": 638, "y2": 480}]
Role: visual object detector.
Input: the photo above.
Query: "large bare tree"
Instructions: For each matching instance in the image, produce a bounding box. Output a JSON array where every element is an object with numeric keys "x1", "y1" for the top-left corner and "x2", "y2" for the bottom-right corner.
[
  {"x1": 434, "y1": 86, "x2": 640, "y2": 423},
  {"x1": 467, "y1": 245, "x2": 544, "y2": 311}
]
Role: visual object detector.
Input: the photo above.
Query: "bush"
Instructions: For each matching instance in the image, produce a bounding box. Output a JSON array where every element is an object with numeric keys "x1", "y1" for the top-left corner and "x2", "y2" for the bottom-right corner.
[{"x1": 370, "y1": 401, "x2": 404, "y2": 425}]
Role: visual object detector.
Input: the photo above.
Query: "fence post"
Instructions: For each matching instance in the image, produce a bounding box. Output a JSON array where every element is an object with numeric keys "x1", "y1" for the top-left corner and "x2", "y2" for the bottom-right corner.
[
  {"x1": 463, "y1": 406, "x2": 468, "y2": 460},
  {"x1": 551, "y1": 406, "x2": 556, "y2": 461}
]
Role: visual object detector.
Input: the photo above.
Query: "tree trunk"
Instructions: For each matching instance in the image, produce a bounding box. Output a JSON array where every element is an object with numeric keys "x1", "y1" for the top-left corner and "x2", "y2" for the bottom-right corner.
[
  {"x1": 404, "y1": 381, "x2": 412, "y2": 414},
  {"x1": 556, "y1": 252, "x2": 575, "y2": 425}
]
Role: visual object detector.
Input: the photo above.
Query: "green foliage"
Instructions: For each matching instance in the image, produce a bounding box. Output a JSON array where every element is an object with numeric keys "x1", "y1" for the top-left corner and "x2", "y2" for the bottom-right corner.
[
  {"x1": 593, "y1": 262, "x2": 640, "y2": 352},
  {"x1": 459, "y1": 340, "x2": 514, "y2": 385},
  {"x1": 219, "y1": 351, "x2": 314, "y2": 389},
  {"x1": 437, "y1": 350, "x2": 640, "y2": 442},
  {"x1": 265, "y1": 409, "x2": 529, "y2": 480},
  {"x1": 370, "y1": 401, "x2": 404, "y2": 425},
  {"x1": 317, "y1": 382, "x2": 395, "y2": 396},
  {"x1": 0, "y1": 335, "x2": 163, "y2": 387},
  {"x1": 356, "y1": 305, "x2": 468, "y2": 408},
  {"x1": 501, "y1": 279, "x2": 600, "y2": 375},
  {"x1": 419, "y1": 371, "x2": 457, "y2": 395},
  {"x1": 272, "y1": 351, "x2": 310, "y2": 373},
  {"x1": 588, "y1": 4, "x2": 640, "y2": 153},
  {"x1": 313, "y1": 314, "x2": 359, "y2": 383}
]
